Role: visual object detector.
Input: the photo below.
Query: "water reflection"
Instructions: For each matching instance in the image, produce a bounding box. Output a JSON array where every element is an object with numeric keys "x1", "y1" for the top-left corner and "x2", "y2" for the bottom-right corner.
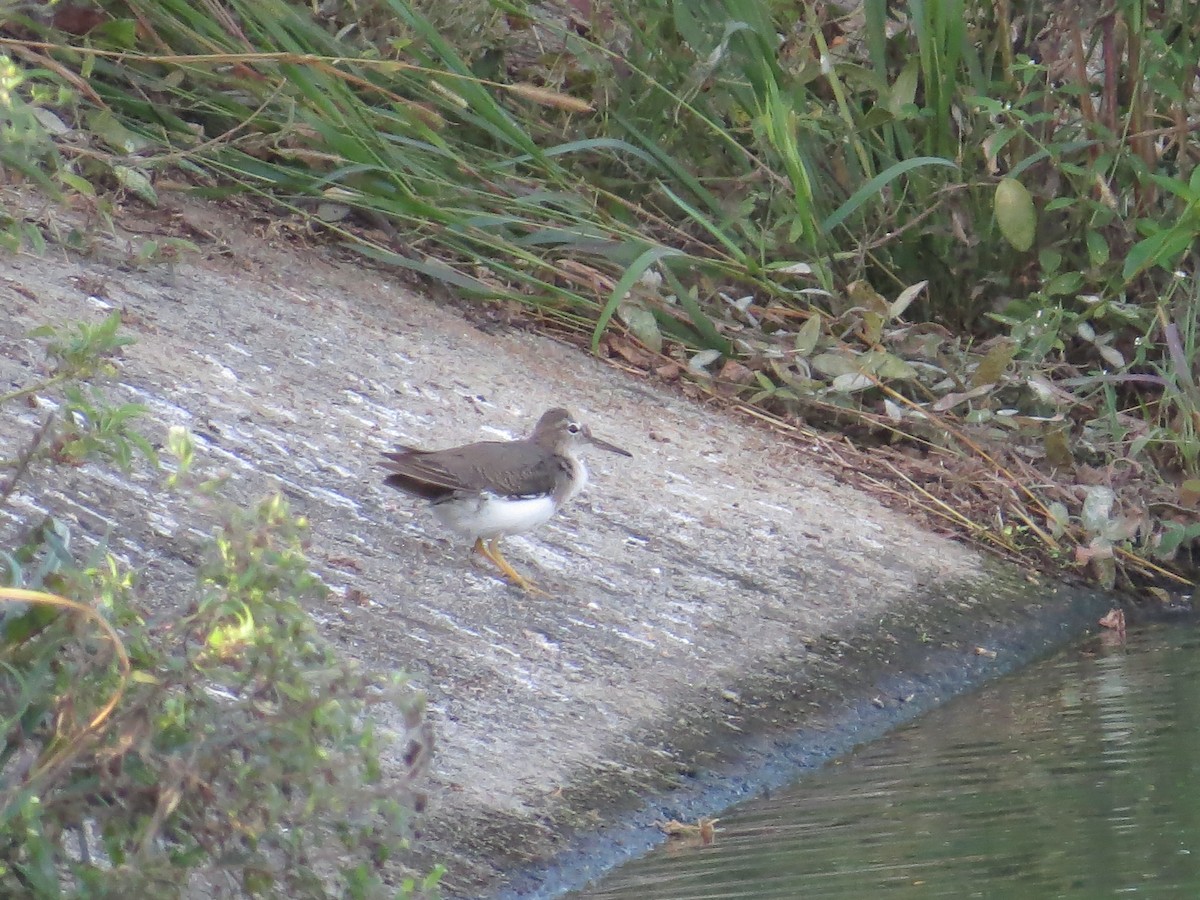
[{"x1": 578, "y1": 625, "x2": 1200, "y2": 899}]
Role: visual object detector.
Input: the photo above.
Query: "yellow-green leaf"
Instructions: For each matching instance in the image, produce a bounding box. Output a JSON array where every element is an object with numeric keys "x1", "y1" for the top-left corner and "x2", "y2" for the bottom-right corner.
[
  {"x1": 1086, "y1": 230, "x2": 1109, "y2": 268},
  {"x1": 113, "y1": 165, "x2": 158, "y2": 206},
  {"x1": 793, "y1": 314, "x2": 821, "y2": 356},
  {"x1": 1044, "y1": 427, "x2": 1072, "y2": 468},
  {"x1": 994, "y1": 177, "x2": 1036, "y2": 252},
  {"x1": 971, "y1": 338, "x2": 1017, "y2": 387},
  {"x1": 847, "y1": 279, "x2": 889, "y2": 315},
  {"x1": 890, "y1": 280, "x2": 927, "y2": 320},
  {"x1": 873, "y1": 352, "x2": 918, "y2": 380},
  {"x1": 888, "y1": 59, "x2": 920, "y2": 115},
  {"x1": 862, "y1": 310, "x2": 884, "y2": 345},
  {"x1": 87, "y1": 110, "x2": 150, "y2": 154},
  {"x1": 811, "y1": 352, "x2": 860, "y2": 378},
  {"x1": 622, "y1": 305, "x2": 663, "y2": 354},
  {"x1": 1180, "y1": 479, "x2": 1200, "y2": 505}
]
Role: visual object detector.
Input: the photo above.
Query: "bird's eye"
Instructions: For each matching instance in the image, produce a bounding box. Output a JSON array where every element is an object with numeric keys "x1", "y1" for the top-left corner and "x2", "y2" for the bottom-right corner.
[{"x1": 567, "y1": 422, "x2": 581, "y2": 434}]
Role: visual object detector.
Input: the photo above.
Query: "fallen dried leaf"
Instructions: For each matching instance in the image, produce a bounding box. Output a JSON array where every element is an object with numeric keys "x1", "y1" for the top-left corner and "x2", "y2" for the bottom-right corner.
[
  {"x1": 608, "y1": 337, "x2": 655, "y2": 368},
  {"x1": 654, "y1": 362, "x2": 683, "y2": 381},
  {"x1": 658, "y1": 817, "x2": 720, "y2": 844}
]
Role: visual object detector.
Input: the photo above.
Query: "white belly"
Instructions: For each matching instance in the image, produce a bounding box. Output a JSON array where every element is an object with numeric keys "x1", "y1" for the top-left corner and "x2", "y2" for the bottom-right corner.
[{"x1": 433, "y1": 493, "x2": 559, "y2": 540}]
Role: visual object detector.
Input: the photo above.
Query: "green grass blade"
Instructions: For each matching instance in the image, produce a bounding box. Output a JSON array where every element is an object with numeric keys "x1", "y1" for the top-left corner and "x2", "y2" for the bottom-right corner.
[
  {"x1": 822, "y1": 156, "x2": 959, "y2": 233},
  {"x1": 591, "y1": 246, "x2": 686, "y2": 353}
]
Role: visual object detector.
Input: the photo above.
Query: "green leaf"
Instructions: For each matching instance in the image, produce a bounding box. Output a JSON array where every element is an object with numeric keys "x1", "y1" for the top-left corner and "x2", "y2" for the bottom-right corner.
[
  {"x1": 1044, "y1": 272, "x2": 1083, "y2": 296},
  {"x1": 113, "y1": 165, "x2": 159, "y2": 206},
  {"x1": 660, "y1": 269, "x2": 733, "y2": 356},
  {"x1": 971, "y1": 339, "x2": 1016, "y2": 386},
  {"x1": 888, "y1": 58, "x2": 920, "y2": 113},
  {"x1": 890, "y1": 281, "x2": 927, "y2": 319},
  {"x1": 1123, "y1": 225, "x2": 1198, "y2": 280},
  {"x1": 1, "y1": 602, "x2": 60, "y2": 646},
  {"x1": 823, "y1": 157, "x2": 959, "y2": 233},
  {"x1": 86, "y1": 110, "x2": 150, "y2": 154},
  {"x1": 58, "y1": 171, "x2": 96, "y2": 196},
  {"x1": 994, "y1": 177, "x2": 1036, "y2": 252},
  {"x1": 873, "y1": 352, "x2": 918, "y2": 380},
  {"x1": 591, "y1": 246, "x2": 684, "y2": 353},
  {"x1": 1038, "y1": 248, "x2": 1062, "y2": 274},
  {"x1": 1086, "y1": 231, "x2": 1110, "y2": 268},
  {"x1": 811, "y1": 352, "x2": 861, "y2": 378},
  {"x1": 620, "y1": 305, "x2": 663, "y2": 355},
  {"x1": 794, "y1": 314, "x2": 822, "y2": 356},
  {"x1": 93, "y1": 19, "x2": 139, "y2": 49}
]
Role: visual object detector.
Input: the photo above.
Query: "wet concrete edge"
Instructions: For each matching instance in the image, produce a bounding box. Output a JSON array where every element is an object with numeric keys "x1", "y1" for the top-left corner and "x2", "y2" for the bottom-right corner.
[{"x1": 485, "y1": 562, "x2": 1116, "y2": 898}]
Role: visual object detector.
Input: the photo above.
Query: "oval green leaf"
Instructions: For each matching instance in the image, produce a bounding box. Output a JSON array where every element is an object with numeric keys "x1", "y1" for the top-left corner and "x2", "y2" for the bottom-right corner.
[{"x1": 994, "y1": 177, "x2": 1036, "y2": 252}]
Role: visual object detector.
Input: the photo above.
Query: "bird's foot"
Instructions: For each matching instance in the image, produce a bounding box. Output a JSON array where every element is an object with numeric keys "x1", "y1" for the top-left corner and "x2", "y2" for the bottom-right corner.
[{"x1": 473, "y1": 538, "x2": 549, "y2": 596}]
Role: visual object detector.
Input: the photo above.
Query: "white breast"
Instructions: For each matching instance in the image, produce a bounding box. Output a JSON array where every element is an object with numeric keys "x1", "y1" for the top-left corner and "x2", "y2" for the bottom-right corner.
[{"x1": 433, "y1": 493, "x2": 560, "y2": 540}]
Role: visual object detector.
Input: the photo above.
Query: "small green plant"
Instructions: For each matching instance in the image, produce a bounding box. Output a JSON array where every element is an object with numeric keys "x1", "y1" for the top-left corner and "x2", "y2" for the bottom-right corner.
[
  {"x1": 0, "y1": 49, "x2": 107, "y2": 251},
  {"x1": 0, "y1": 53, "x2": 63, "y2": 205},
  {"x1": 2, "y1": 318, "x2": 439, "y2": 898},
  {"x1": 1124, "y1": 166, "x2": 1200, "y2": 281},
  {"x1": 1, "y1": 312, "x2": 154, "y2": 478}
]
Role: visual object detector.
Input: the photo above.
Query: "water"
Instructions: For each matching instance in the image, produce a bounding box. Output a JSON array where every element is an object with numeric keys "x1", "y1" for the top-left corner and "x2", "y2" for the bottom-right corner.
[{"x1": 577, "y1": 624, "x2": 1200, "y2": 898}]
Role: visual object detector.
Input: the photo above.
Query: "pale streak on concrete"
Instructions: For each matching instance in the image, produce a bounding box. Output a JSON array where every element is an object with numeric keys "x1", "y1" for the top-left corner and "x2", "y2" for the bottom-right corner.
[{"x1": 1, "y1": 199, "x2": 987, "y2": 894}]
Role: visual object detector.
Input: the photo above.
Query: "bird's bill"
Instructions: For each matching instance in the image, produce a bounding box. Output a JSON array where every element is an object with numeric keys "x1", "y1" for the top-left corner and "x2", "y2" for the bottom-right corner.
[{"x1": 584, "y1": 429, "x2": 632, "y2": 457}]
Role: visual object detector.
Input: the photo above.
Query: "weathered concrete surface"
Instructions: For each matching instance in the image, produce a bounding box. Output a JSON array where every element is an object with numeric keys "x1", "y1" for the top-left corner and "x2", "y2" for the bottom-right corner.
[{"x1": 0, "y1": 196, "x2": 1110, "y2": 897}]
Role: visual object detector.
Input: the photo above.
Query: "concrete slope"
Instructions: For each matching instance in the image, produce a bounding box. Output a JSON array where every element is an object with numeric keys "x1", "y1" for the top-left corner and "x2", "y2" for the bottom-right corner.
[{"x1": 0, "y1": 199, "x2": 1110, "y2": 897}]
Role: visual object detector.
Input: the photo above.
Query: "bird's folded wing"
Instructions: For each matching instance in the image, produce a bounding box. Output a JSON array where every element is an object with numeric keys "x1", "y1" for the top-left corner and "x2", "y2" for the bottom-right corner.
[{"x1": 382, "y1": 443, "x2": 564, "y2": 498}]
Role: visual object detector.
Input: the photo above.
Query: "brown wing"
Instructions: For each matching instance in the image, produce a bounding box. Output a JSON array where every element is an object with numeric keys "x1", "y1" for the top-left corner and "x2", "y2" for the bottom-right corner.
[{"x1": 381, "y1": 440, "x2": 564, "y2": 500}]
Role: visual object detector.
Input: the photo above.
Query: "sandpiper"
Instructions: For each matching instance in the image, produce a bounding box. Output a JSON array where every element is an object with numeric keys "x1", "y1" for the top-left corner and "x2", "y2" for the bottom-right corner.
[{"x1": 381, "y1": 408, "x2": 631, "y2": 592}]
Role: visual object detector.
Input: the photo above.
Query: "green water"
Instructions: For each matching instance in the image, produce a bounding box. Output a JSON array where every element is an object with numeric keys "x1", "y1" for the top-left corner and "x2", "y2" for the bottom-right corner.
[{"x1": 578, "y1": 624, "x2": 1200, "y2": 898}]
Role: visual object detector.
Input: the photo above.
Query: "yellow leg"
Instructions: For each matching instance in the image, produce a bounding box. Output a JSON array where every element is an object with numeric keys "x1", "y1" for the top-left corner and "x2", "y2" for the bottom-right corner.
[{"x1": 472, "y1": 537, "x2": 548, "y2": 595}]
